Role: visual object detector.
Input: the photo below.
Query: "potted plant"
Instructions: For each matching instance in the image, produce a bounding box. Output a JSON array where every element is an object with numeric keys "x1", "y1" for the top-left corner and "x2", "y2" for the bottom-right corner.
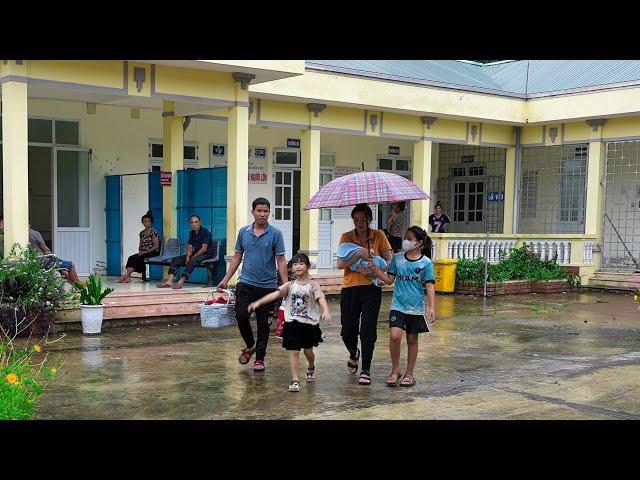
[{"x1": 74, "y1": 275, "x2": 114, "y2": 334}]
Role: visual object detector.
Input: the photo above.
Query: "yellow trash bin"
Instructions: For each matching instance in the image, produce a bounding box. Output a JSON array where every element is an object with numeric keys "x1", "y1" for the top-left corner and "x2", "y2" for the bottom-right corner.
[{"x1": 433, "y1": 258, "x2": 459, "y2": 293}]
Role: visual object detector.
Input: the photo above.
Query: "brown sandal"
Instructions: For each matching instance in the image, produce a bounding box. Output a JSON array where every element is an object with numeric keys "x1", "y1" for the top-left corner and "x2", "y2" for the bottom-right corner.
[
  {"x1": 400, "y1": 374, "x2": 416, "y2": 387},
  {"x1": 386, "y1": 370, "x2": 402, "y2": 387}
]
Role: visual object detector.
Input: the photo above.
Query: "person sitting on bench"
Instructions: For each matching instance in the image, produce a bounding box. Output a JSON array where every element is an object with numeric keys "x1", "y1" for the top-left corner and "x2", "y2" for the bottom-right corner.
[
  {"x1": 157, "y1": 215, "x2": 213, "y2": 289},
  {"x1": 28, "y1": 225, "x2": 86, "y2": 287},
  {"x1": 117, "y1": 210, "x2": 160, "y2": 283}
]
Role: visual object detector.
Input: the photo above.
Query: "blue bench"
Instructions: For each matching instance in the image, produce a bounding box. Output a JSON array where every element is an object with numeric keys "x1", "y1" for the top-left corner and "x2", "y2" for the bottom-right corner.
[{"x1": 144, "y1": 237, "x2": 221, "y2": 286}]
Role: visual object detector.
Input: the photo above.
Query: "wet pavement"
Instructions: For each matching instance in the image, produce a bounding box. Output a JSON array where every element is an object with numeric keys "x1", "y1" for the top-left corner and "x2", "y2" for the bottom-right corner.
[{"x1": 35, "y1": 291, "x2": 640, "y2": 419}]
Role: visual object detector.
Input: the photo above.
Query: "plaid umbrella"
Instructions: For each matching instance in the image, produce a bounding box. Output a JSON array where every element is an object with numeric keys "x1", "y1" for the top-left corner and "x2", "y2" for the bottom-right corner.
[{"x1": 304, "y1": 171, "x2": 430, "y2": 210}]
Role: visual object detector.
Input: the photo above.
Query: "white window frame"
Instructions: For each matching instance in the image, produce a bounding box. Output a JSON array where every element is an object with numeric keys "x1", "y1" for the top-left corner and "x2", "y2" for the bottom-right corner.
[
  {"x1": 377, "y1": 155, "x2": 411, "y2": 174},
  {"x1": 149, "y1": 139, "x2": 199, "y2": 172},
  {"x1": 273, "y1": 147, "x2": 301, "y2": 168},
  {"x1": 320, "y1": 152, "x2": 336, "y2": 169}
]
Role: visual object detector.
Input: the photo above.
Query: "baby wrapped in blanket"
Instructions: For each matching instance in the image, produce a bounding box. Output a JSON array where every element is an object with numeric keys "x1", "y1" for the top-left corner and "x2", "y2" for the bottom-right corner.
[{"x1": 336, "y1": 242, "x2": 388, "y2": 287}]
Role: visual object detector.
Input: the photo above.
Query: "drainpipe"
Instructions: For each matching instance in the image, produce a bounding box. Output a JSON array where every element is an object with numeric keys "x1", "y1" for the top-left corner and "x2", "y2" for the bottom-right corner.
[{"x1": 512, "y1": 126, "x2": 522, "y2": 234}]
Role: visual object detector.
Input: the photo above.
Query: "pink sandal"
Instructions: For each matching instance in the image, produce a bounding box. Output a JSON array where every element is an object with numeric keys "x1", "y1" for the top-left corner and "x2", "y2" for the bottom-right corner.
[{"x1": 238, "y1": 346, "x2": 255, "y2": 365}]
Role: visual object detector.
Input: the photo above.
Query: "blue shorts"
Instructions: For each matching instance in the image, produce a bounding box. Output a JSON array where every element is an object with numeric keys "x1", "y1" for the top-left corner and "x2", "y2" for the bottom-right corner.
[{"x1": 58, "y1": 259, "x2": 73, "y2": 271}]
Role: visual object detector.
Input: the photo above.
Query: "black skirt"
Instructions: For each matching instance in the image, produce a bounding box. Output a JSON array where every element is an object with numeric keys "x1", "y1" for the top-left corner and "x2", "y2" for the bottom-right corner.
[{"x1": 282, "y1": 320, "x2": 323, "y2": 351}]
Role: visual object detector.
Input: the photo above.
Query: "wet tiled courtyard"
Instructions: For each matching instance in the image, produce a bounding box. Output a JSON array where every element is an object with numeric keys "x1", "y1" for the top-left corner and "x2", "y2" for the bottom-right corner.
[{"x1": 36, "y1": 291, "x2": 640, "y2": 419}]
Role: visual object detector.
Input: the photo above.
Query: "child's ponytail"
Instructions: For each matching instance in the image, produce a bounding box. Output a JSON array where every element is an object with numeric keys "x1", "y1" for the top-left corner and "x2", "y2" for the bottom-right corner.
[{"x1": 407, "y1": 225, "x2": 432, "y2": 259}]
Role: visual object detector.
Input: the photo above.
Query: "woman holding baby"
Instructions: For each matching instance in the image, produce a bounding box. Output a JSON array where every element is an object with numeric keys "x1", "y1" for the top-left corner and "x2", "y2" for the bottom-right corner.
[{"x1": 336, "y1": 203, "x2": 393, "y2": 386}]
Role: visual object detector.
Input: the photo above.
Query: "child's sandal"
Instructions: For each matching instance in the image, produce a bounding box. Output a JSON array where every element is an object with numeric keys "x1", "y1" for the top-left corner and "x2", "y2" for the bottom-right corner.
[
  {"x1": 288, "y1": 380, "x2": 301, "y2": 392},
  {"x1": 306, "y1": 366, "x2": 316, "y2": 383},
  {"x1": 399, "y1": 374, "x2": 416, "y2": 387}
]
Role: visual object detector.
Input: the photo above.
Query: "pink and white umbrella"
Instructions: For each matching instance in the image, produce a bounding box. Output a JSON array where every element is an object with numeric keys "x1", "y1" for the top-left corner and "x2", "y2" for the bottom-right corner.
[{"x1": 304, "y1": 171, "x2": 430, "y2": 210}]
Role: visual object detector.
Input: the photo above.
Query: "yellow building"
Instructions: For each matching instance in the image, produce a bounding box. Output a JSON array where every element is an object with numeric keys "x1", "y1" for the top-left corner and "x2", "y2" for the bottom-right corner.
[{"x1": 2, "y1": 59, "x2": 639, "y2": 285}]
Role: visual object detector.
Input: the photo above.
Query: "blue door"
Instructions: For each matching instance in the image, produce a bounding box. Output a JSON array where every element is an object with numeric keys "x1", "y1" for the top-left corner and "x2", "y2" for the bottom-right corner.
[
  {"x1": 148, "y1": 172, "x2": 164, "y2": 280},
  {"x1": 176, "y1": 167, "x2": 227, "y2": 284},
  {"x1": 105, "y1": 175, "x2": 122, "y2": 276}
]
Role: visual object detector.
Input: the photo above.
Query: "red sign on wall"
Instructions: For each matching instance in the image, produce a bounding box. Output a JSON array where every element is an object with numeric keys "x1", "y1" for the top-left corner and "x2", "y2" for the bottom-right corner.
[{"x1": 160, "y1": 171, "x2": 172, "y2": 187}]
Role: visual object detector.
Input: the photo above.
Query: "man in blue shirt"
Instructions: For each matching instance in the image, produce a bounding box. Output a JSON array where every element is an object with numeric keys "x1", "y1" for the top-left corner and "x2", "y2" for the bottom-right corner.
[
  {"x1": 217, "y1": 198, "x2": 288, "y2": 372},
  {"x1": 158, "y1": 215, "x2": 213, "y2": 289}
]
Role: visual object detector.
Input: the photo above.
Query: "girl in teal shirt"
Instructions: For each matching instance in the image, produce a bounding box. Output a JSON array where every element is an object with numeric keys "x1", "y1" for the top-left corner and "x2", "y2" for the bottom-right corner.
[{"x1": 369, "y1": 226, "x2": 436, "y2": 387}]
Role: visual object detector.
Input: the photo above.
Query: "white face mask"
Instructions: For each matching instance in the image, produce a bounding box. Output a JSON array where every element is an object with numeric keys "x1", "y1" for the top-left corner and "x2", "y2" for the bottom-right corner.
[{"x1": 402, "y1": 239, "x2": 417, "y2": 251}]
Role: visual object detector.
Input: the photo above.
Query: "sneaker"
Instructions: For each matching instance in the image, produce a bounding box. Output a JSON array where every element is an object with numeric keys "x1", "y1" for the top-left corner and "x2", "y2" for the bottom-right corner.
[{"x1": 253, "y1": 359, "x2": 266, "y2": 372}]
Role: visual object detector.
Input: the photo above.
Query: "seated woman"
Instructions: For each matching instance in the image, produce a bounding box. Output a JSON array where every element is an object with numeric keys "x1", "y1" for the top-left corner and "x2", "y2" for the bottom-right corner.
[{"x1": 117, "y1": 211, "x2": 160, "y2": 283}]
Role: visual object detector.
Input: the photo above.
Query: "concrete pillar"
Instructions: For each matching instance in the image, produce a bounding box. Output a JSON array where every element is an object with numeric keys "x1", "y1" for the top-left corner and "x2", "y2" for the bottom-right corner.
[
  {"x1": 300, "y1": 128, "x2": 320, "y2": 272},
  {"x1": 226, "y1": 103, "x2": 249, "y2": 276},
  {"x1": 585, "y1": 141, "x2": 606, "y2": 271},
  {"x1": 411, "y1": 139, "x2": 434, "y2": 229},
  {"x1": 161, "y1": 101, "x2": 184, "y2": 243},
  {"x1": 2, "y1": 78, "x2": 29, "y2": 257},
  {"x1": 503, "y1": 147, "x2": 516, "y2": 234}
]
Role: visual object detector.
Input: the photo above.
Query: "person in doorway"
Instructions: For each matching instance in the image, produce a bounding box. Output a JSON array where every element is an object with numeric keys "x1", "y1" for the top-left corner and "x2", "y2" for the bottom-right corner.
[
  {"x1": 386, "y1": 201, "x2": 406, "y2": 253},
  {"x1": 368, "y1": 225, "x2": 436, "y2": 387},
  {"x1": 27, "y1": 226, "x2": 86, "y2": 287},
  {"x1": 337, "y1": 203, "x2": 393, "y2": 386},
  {"x1": 247, "y1": 253, "x2": 331, "y2": 392},
  {"x1": 217, "y1": 198, "x2": 288, "y2": 372},
  {"x1": 157, "y1": 215, "x2": 213, "y2": 289},
  {"x1": 428, "y1": 201, "x2": 452, "y2": 233},
  {"x1": 117, "y1": 211, "x2": 160, "y2": 283}
]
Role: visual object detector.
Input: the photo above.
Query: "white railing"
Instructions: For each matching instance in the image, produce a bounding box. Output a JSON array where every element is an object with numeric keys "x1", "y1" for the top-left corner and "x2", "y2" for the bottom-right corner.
[
  {"x1": 445, "y1": 238, "x2": 574, "y2": 264},
  {"x1": 523, "y1": 240, "x2": 571, "y2": 265},
  {"x1": 447, "y1": 240, "x2": 517, "y2": 262},
  {"x1": 583, "y1": 241, "x2": 595, "y2": 265}
]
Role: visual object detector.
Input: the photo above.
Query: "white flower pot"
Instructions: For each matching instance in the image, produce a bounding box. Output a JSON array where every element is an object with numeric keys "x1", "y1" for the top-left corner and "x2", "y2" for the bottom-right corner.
[{"x1": 80, "y1": 304, "x2": 104, "y2": 334}]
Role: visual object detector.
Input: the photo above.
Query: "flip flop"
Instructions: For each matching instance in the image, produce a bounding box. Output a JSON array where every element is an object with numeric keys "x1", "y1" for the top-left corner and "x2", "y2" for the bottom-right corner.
[
  {"x1": 386, "y1": 370, "x2": 402, "y2": 387},
  {"x1": 172, "y1": 283, "x2": 183, "y2": 289},
  {"x1": 157, "y1": 283, "x2": 172, "y2": 288}
]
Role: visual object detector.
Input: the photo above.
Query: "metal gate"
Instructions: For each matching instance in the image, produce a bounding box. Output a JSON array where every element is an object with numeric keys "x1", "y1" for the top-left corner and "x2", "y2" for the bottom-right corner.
[
  {"x1": 436, "y1": 174, "x2": 504, "y2": 234},
  {"x1": 601, "y1": 141, "x2": 640, "y2": 271}
]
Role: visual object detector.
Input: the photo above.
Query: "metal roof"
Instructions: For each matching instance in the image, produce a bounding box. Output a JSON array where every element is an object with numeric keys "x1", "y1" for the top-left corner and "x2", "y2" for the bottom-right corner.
[{"x1": 305, "y1": 60, "x2": 640, "y2": 98}]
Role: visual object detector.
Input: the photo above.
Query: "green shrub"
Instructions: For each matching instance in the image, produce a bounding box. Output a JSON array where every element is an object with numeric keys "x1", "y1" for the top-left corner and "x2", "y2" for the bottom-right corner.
[
  {"x1": 455, "y1": 257, "x2": 486, "y2": 284},
  {"x1": 455, "y1": 246, "x2": 572, "y2": 285},
  {"x1": 0, "y1": 245, "x2": 75, "y2": 338}
]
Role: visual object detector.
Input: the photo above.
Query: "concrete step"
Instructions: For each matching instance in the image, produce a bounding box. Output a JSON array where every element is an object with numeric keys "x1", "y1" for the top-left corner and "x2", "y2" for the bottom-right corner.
[
  {"x1": 587, "y1": 271, "x2": 640, "y2": 292},
  {"x1": 105, "y1": 302, "x2": 204, "y2": 319}
]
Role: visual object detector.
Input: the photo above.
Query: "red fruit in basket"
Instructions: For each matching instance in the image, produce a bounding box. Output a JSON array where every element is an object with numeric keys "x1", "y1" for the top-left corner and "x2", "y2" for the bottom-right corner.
[{"x1": 214, "y1": 296, "x2": 228, "y2": 304}]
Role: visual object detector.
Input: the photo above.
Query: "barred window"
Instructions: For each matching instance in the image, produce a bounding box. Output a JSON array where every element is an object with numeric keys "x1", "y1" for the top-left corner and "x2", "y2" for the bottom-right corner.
[{"x1": 520, "y1": 171, "x2": 538, "y2": 219}]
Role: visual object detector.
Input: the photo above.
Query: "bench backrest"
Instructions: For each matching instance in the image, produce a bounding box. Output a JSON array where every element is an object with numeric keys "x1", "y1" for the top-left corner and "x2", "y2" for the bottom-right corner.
[
  {"x1": 210, "y1": 238, "x2": 220, "y2": 262},
  {"x1": 162, "y1": 237, "x2": 181, "y2": 259}
]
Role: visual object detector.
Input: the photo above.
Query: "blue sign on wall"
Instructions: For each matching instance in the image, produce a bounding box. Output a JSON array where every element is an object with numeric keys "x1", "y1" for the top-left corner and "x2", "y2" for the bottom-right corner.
[
  {"x1": 211, "y1": 144, "x2": 225, "y2": 156},
  {"x1": 487, "y1": 191, "x2": 505, "y2": 202},
  {"x1": 287, "y1": 138, "x2": 300, "y2": 148},
  {"x1": 388, "y1": 146, "x2": 400, "y2": 155}
]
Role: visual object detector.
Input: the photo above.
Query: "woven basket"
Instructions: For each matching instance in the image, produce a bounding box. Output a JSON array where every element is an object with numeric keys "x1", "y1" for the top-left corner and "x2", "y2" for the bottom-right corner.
[{"x1": 200, "y1": 289, "x2": 236, "y2": 328}]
